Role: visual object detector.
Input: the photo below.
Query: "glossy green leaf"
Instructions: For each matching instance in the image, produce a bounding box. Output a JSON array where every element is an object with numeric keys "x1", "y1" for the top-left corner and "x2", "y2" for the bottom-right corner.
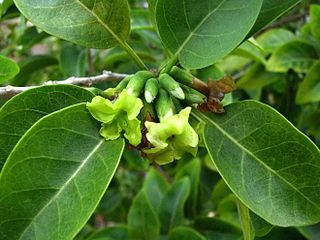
[
  {"x1": 296, "y1": 61, "x2": 320, "y2": 104},
  {"x1": 13, "y1": 0, "x2": 130, "y2": 49},
  {"x1": 311, "y1": 5, "x2": 320, "y2": 46},
  {"x1": 11, "y1": 55, "x2": 58, "y2": 86},
  {"x1": 168, "y1": 227, "x2": 206, "y2": 240},
  {"x1": 142, "y1": 168, "x2": 170, "y2": 211},
  {"x1": 156, "y1": 0, "x2": 263, "y2": 69},
  {"x1": 248, "y1": 0, "x2": 303, "y2": 36},
  {"x1": 0, "y1": 103, "x2": 125, "y2": 239},
  {"x1": 198, "y1": 100, "x2": 320, "y2": 226},
  {"x1": 128, "y1": 190, "x2": 160, "y2": 240},
  {"x1": 0, "y1": 85, "x2": 94, "y2": 170},
  {"x1": 0, "y1": 55, "x2": 19, "y2": 83},
  {"x1": 237, "y1": 63, "x2": 285, "y2": 90},
  {"x1": 159, "y1": 177, "x2": 190, "y2": 232},
  {"x1": 266, "y1": 40, "x2": 318, "y2": 73},
  {"x1": 257, "y1": 28, "x2": 296, "y2": 53}
]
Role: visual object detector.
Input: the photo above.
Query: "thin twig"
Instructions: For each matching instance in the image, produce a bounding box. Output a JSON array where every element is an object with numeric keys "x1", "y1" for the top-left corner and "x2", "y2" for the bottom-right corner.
[{"x1": 0, "y1": 70, "x2": 127, "y2": 99}]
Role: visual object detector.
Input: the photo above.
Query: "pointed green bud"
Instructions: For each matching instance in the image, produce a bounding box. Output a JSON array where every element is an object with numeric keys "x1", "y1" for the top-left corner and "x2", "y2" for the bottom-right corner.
[
  {"x1": 155, "y1": 89, "x2": 175, "y2": 121},
  {"x1": 143, "y1": 107, "x2": 199, "y2": 165},
  {"x1": 115, "y1": 75, "x2": 133, "y2": 93},
  {"x1": 144, "y1": 78, "x2": 159, "y2": 103},
  {"x1": 180, "y1": 85, "x2": 205, "y2": 104},
  {"x1": 126, "y1": 70, "x2": 154, "y2": 97},
  {"x1": 169, "y1": 66, "x2": 194, "y2": 86},
  {"x1": 159, "y1": 73, "x2": 185, "y2": 100}
]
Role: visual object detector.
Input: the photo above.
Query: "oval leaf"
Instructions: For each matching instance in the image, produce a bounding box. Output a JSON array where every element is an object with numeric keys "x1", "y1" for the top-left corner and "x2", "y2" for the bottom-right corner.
[
  {"x1": 168, "y1": 227, "x2": 206, "y2": 240},
  {"x1": 13, "y1": 0, "x2": 130, "y2": 49},
  {"x1": 156, "y1": 0, "x2": 263, "y2": 69},
  {"x1": 0, "y1": 85, "x2": 94, "y2": 170},
  {"x1": 296, "y1": 61, "x2": 320, "y2": 104},
  {"x1": 0, "y1": 103, "x2": 124, "y2": 239},
  {"x1": 128, "y1": 190, "x2": 160, "y2": 240},
  {"x1": 0, "y1": 55, "x2": 19, "y2": 83},
  {"x1": 266, "y1": 40, "x2": 318, "y2": 73},
  {"x1": 248, "y1": 0, "x2": 302, "y2": 36},
  {"x1": 198, "y1": 101, "x2": 320, "y2": 226}
]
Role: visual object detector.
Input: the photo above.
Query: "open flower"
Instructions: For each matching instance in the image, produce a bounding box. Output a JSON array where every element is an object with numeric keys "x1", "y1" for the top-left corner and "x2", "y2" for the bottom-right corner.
[
  {"x1": 87, "y1": 90, "x2": 143, "y2": 146},
  {"x1": 143, "y1": 107, "x2": 199, "y2": 165}
]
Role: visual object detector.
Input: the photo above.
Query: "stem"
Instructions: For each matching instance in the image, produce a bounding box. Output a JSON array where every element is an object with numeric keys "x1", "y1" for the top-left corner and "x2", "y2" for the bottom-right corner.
[
  {"x1": 122, "y1": 41, "x2": 148, "y2": 70},
  {"x1": 163, "y1": 56, "x2": 178, "y2": 73}
]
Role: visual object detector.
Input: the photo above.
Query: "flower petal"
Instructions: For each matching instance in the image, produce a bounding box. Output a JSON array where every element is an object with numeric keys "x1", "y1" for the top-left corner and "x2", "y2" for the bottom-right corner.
[
  {"x1": 100, "y1": 121, "x2": 122, "y2": 140},
  {"x1": 87, "y1": 96, "x2": 117, "y2": 123},
  {"x1": 115, "y1": 90, "x2": 143, "y2": 120}
]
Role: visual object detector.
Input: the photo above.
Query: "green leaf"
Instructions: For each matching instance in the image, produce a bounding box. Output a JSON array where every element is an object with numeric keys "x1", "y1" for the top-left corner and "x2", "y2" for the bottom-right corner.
[
  {"x1": 0, "y1": 0, "x2": 13, "y2": 16},
  {"x1": 311, "y1": 5, "x2": 320, "y2": 46},
  {"x1": 266, "y1": 40, "x2": 318, "y2": 73},
  {"x1": 0, "y1": 55, "x2": 19, "y2": 83},
  {"x1": 296, "y1": 61, "x2": 320, "y2": 104},
  {"x1": 194, "y1": 217, "x2": 242, "y2": 236},
  {"x1": 11, "y1": 55, "x2": 58, "y2": 86},
  {"x1": 233, "y1": 40, "x2": 267, "y2": 65},
  {"x1": 250, "y1": 211, "x2": 273, "y2": 237},
  {"x1": 0, "y1": 103, "x2": 124, "y2": 239},
  {"x1": 198, "y1": 100, "x2": 320, "y2": 226},
  {"x1": 17, "y1": 26, "x2": 50, "y2": 53},
  {"x1": 237, "y1": 200, "x2": 254, "y2": 240},
  {"x1": 256, "y1": 28, "x2": 296, "y2": 53},
  {"x1": 13, "y1": 0, "x2": 130, "y2": 49},
  {"x1": 128, "y1": 190, "x2": 160, "y2": 240},
  {"x1": 168, "y1": 227, "x2": 206, "y2": 240},
  {"x1": 143, "y1": 167, "x2": 170, "y2": 211},
  {"x1": 0, "y1": 85, "x2": 94, "y2": 170},
  {"x1": 159, "y1": 177, "x2": 191, "y2": 232},
  {"x1": 298, "y1": 223, "x2": 320, "y2": 240},
  {"x1": 87, "y1": 225, "x2": 128, "y2": 240},
  {"x1": 248, "y1": 0, "x2": 303, "y2": 36},
  {"x1": 255, "y1": 227, "x2": 305, "y2": 240},
  {"x1": 156, "y1": 0, "x2": 263, "y2": 69},
  {"x1": 60, "y1": 43, "x2": 87, "y2": 77},
  {"x1": 237, "y1": 63, "x2": 285, "y2": 90},
  {"x1": 174, "y1": 158, "x2": 201, "y2": 216}
]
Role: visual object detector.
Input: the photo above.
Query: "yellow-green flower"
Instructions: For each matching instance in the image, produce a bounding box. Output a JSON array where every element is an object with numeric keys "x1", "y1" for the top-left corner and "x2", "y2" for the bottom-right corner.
[
  {"x1": 87, "y1": 90, "x2": 143, "y2": 146},
  {"x1": 143, "y1": 107, "x2": 199, "y2": 165}
]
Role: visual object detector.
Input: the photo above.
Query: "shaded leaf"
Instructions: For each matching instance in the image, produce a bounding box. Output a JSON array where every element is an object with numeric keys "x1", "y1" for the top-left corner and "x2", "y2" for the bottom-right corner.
[
  {"x1": 86, "y1": 225, "x2": 128, "y2": 240},
  {"x1": 168, "y1": 227, "x2": 206, "y2": 240},
  {"x1": 237, "y1": 200, "x2": 254, "y2": 240},
  {"x1": 266, "y1": 40, "x2": 318, "y2": 73},
  {"x1": 198, "y1": 100, "x2": 320, "y2": 226},
  {"x1": 0, "y1": 103, "x2": 125, "y2": 239},
  {"x1": 237, "y1": 63, "x2": 285, "y2": 90},
  {"x1": 0, "y1": 85, "x2": 94, "y2": 170},
  {"x1": 296, "y1": 61, "x2": 320, "y2": 104},
  {"x1": 159, "y1": 177, "x2": 191, "y2": 232},
  {"x1": 128, "y1": 190, "x2": 160, "y2": 240},
  {"x1": 311, "y1": 5, "x2": 320, "y2": 46},
  {"x1": 248, "y1": 0, "x2": 302, "y2": 36},
  {"x1": 0, "y1": 55, "x2": 19, "y2": 83},
  {"x1": 143, "y1": 167, "x2": 170, "y2": 211},
  {"x1": 298, "y1": 223, "x2": 320, "y2": 240},
  {"x1": 257, "y1": 28, "x2": 296, "y2": 53},
  {"x1": 156, "y1": 0, "x2": 263, "y2": 69},
  {"x1": 13, "y1": 0, "x2": 130, "y2": 49}
]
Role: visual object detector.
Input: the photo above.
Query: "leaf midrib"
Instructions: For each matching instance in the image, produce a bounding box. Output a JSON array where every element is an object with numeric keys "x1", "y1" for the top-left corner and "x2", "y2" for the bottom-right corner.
[
  {"x1": 74, "y1": 0, "x2": 126, "y2": 49},
  {"x1": 171, "y1": 0, "x2": 226, "y2": 59},
  {"x1": 195, "y1": 111, "x2": 320, "y2": 211},
  {"x1": 18, "y1": 139, "x2": 104, "y2": 239}
]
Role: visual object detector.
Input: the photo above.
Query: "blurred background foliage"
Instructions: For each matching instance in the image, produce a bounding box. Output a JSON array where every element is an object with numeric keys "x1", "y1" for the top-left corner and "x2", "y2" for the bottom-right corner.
[{"x1": 1, "y1": 0, "x2": 320, "y2": 239}]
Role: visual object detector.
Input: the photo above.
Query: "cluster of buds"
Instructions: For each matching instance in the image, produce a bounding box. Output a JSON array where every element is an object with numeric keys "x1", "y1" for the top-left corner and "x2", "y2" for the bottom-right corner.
[{"x1": 87, "y1": 67, "x2": 236, "y2": 165}]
